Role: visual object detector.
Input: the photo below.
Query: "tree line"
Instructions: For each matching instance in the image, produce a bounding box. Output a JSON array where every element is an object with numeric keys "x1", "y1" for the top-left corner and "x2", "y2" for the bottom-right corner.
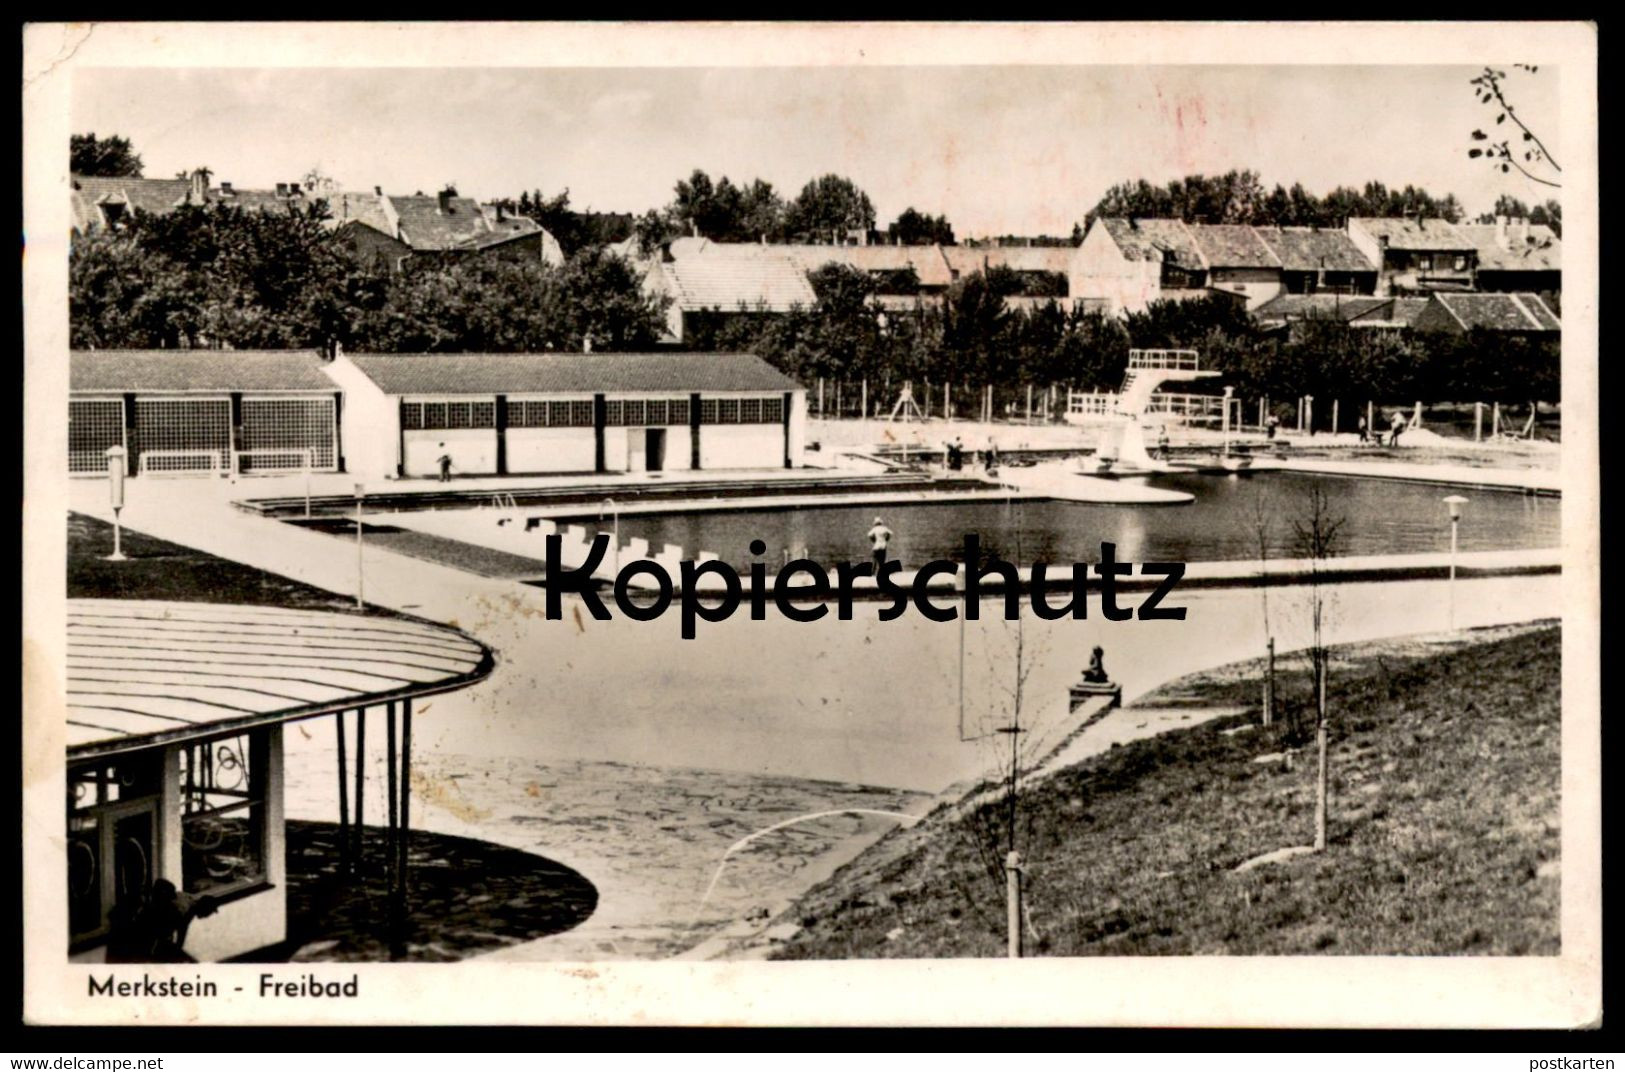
[{"x1": 1082, "y1": 170, "x2": 1471, "y2": 231}]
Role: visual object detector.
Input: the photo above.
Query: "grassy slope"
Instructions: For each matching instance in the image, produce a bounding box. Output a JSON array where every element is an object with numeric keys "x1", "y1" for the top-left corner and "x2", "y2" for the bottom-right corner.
[
  {"x1": 68, "y1": 512, "x2": 393, "y2": 615},
  {"x1": 775, "y1": 625, "x2": 1561, "y2": 958}
]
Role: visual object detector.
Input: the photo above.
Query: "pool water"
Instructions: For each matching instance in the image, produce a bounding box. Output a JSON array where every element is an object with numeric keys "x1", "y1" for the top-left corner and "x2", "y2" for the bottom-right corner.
[{"x1": 599, "y1": 471, "x2": 1560, "y2": 570}]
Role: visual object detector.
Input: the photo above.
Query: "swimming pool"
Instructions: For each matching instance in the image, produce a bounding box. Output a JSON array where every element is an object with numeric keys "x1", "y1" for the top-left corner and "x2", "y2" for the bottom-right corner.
[{"x1": 576, "y1": 471, "x2": 1560, "y2": 570}]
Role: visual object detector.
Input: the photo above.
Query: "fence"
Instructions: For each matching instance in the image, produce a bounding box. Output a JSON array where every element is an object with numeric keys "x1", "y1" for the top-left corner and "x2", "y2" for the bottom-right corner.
[{"x1": 138, "y1": 448, "x2": 228, "y2": 477}]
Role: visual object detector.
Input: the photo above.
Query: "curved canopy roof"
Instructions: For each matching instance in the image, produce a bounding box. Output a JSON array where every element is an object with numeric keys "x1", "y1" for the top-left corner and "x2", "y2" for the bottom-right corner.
[{"x1": 65, "y1": 600, "x2": 494, "y2": 759}]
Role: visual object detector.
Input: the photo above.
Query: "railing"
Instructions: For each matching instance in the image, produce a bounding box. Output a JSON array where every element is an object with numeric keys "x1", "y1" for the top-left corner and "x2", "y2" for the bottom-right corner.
[
  {"x1": 490, "y1": 492, "x2": 518, "y2": 510},
  {"x1": 1127, "y1": 349, "x2": 1201, "y2": 372},
  {"x1": 1066, "y1": 390, "x2": 1223, "y2": 422}
]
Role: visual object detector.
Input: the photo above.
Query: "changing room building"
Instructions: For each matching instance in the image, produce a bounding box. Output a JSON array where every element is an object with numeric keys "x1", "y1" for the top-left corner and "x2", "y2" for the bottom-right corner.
[{"x1": 326, "y1": 350, "x2": 807, "y2": 480}]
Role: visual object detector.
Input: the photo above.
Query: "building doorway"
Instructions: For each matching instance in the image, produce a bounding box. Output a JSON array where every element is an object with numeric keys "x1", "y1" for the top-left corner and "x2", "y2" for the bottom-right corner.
[{"x1": 645, "y1": 428, "x2": 666, "y2": 472}]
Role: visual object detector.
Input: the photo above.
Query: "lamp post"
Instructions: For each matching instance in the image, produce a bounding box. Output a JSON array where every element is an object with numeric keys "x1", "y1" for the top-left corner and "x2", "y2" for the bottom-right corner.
[
  {"x1": 104, "y1": 445, "x2": 127, "y2": 562},
  {"x1": 600, "y1": 497, "x2": 620, "y2": 575},
  {"x1": 1443, "y1": 495, "x2": 1468, "y2": 629},
  {"x1": 355, "y1": 482, "x2": 367, "y2": 609}
]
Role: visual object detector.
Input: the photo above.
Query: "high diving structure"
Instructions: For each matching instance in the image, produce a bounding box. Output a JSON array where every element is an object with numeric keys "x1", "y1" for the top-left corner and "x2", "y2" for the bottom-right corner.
[{"x1": 1065, "y1": 349, "x2": 1227, "y2": 476}]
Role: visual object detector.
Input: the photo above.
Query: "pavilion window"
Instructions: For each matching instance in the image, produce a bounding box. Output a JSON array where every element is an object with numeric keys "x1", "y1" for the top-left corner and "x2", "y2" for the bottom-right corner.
[
  {"x1": 667, "y1": 398, "x2": 689, "y2": 426},
  {"x1": 178, "y1": 730, "x2": 269, "y2": 898},
  {"x1": 401, "y1": 402, "x2": 424, "y2": 431},
  {"x1": 699, "y1": 399, "x2": 719, "y2": 424},
  {"x1": 644, "y1": 400, "x2": 668, "y2": 426},
  {"x1": 717, "y1": 399, "x2": 740, "y2": 424},
  {"x1": 569, "y1": 401, "x2": 594, "y2": 427},
  {"x1": 761, "y1": 397, "x2": 783, "y2": 423},
  {"x1": 420, "y1": 402, "x2": 448, "y2": 430},
  {"x1": 622, "y1": 399, "x2": 646, "y2": 427},
  {"x1": 67, "y1": 754, "x2": 163, "y2": 946},
  {"x1": 603, "y1": 400, "x2": 623, "y2": 426}
]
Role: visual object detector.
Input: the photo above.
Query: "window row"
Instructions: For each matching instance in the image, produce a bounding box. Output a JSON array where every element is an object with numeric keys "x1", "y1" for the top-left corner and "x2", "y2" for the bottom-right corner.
[
  {"x1": 401, "y1": 401, "x2": 499, "y2": 430},
  {"x1": 407, "y1": 396, "x2": 786, "y2": 430}
]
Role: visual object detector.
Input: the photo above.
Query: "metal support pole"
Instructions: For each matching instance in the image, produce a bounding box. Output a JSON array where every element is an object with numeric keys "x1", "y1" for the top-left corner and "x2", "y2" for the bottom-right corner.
[
  {"x1": 1475, "y1": 402, "x2": 1484, "y2": 443},
  {"x1": 1448, "y1": 516, "x2": 1459, "y2": 630},
  {"x1": 400, "y1": 697, "x2": 413, "y2": 908},
  {"x1": 354, "y1": 491, "x2": 365, "y2": 610},
  {"x1": 1331, "y1": 399, "x2": 1339, "y2": 435},
  {"x1": 386, "y1": 700, "x2": 398, "y2": 945},
  {"x1": 354, "y1": 706, "x2": 365, "y2": 869},
  {"x1": 861, "y1": 380, "x2": 868, "y2": 424},
  {"x1": 336, "y1": 710, "x2": 349, "y2": 875},
  {"x1": 1367, "y1": 400, "x2": 1375, "y2": 440},
  {"x1": 1005, "y1": 851, "x2": 1023, "y2": 958},
  {"x1": 1493, "y1": 402, "x2": 1501, "y2": 438},
  {"x1": 1026, "y1": 384, "x2": 1033, "y2": 425}
]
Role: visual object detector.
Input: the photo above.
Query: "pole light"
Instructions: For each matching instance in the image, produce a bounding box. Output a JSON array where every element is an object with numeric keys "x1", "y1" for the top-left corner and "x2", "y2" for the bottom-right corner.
[
  {"x1": 1443, "y1": 495, "x2": 1468, "y2": 629},
  {"x1": 104, "y1": 446, "x2": 127, "y2": 562},
  {"x1": 355, "y1": 482, "x2": 367, "y2": 609}
]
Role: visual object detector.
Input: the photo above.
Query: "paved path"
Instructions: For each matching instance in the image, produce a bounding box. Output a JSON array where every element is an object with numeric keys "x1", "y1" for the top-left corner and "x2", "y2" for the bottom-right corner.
[{"x1": 1273, "y1": 457, "x2": 1560, "y2": 494}]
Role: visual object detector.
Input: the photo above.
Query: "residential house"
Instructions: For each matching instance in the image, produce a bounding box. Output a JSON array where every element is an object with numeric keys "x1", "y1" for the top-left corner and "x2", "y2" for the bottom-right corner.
[
  {"x1": 1252, "y1": 226, "x2": 1380, "y2": 296},
  {"x1": 640, "y1": 238, "x2": 819, "y2": 344},
  {"x1": 1347, "y1": 217, "x2": 1477, "y2": 296},
  {"x1": 1455, "y1": 217, "x2": 1561, "y2": 294},
  {"x1": 1068, "y1": 218, "x2": 1211, "y2": 315},
  {"x1": 71, "y1": 169, "x2": 217, "y2": 232}
]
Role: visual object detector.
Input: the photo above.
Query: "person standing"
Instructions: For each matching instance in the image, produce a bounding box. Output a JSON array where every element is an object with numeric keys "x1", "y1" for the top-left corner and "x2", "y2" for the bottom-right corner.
[
  {"x1": 1388, "y1": 411, "x2": 1406, "y2": 447},
  {"x1": 866, "y1": 517, "x2": 895, "y2": 569},
  {"x1": 436, "y1": 444, "x2": 453, "y2": 483},
  {"x1": 1357, "y1": 415, "x2": 1368, "y2": 443}
]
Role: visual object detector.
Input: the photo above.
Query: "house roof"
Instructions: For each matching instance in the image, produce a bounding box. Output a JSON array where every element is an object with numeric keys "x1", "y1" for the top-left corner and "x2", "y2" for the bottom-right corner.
[
  {"x1": 1252, "y1": 294, "x2": 1393, "y2": 324},
  {"x1": 788, "y1": 244, "x2": 956, "y2": 289},
  {"x1": 1187, "y1": 224, "x2": 1281, "y2": 269},
  {"x1": 1350, "y1": 217, "x2": 1474, "y2": 252},
  {"x1": 324, "y1": 191, "x2": 394, "y2": 234},
  {"x1": 1095, "y1": 218, "x2": 1206, "y2": 270},
  {"x1": 1252, "y1": 293, "x2": 1432, "y2": 328},
  {"x1": 1252, "y1": 226, "x2": 1377, "y2": 273},
  {"x1": 65, "y1": 600, "x2": 491, "y2": 759},
  {"x1": 70, "y1": 175, "x2": 200, "y2": 231},
  {"x1": 1431, "y1": 292, "x2": 1560, "y2": 332},
  {"x1": 653, "y1": 242, "x2": 818, "y2": 311},
  {"x1": 940, "y1": 246, "x2": 1075, "y2": 278},
  {"x1": 388, "y1": 194, "x2": 494, "y2": 250},
  {"x1": 345, "y1": 351, "x2": 802, "y2": 395},
  {"x1": 70, "y1": 350, "x2": 339, "y2": 393},
  {"x1": 1454, "y1": 224, "x2": 1562, "y2": 273}
]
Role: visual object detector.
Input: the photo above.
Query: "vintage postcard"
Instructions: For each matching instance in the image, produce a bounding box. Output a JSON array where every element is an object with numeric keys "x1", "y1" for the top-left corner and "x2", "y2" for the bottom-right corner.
[{"x1": 21, "y1": 21, "x2": 1600, "y2": 1028}]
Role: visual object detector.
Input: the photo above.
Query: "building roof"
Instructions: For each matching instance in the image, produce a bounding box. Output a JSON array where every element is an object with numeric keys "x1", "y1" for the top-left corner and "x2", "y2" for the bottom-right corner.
[
  {"x1": 345, "y1": 351, "x2": 802, "y2": 395},
  {"x1": 388, "y1": 194, "x2": 494, "y2": 250},
  {"x1": 1251, "y1": 226, "x2": 1377, "y2": 273},
  {"x1": 1454, "y1": 223, "x2": 1562, "y2": 273},
  {"x1": 653, "y1": 241, "x2": 819, "y2": 311},
  {"x1": 1095, "y1": 218, "x2": 1206, "y2": 270},
  {"x1": 1252, "y1": 294, "x2": 1393, "y2": 325},
  {"x1": 1350, "y1": 217, "x2": 1474, "y2": 252},
  {"x1": 71, "y1": 175, "x2": 200, "y2": 231},
  {"x1": 70, "y1": 350, "x2": 339, "y2": 393},
  {"x1": 1252, "y1": 293, "x2": 1432, "y2": 328},
  {"x1": 1430, "y1": 292, "x2": 1560, "y2": 332},
  {"x1": 941, "y1": 245, "x2": 1075, "y2": 279},
  {"x1": 1187, "y1": 224, "x2": 1281, "y2": 269},
  {"x1": 324, "y1": 191, "x2": 395, "y2": 234},
  {"x1": 66, "y1": 600, "x2": 492, "y2": 759},
  {"x1": 788, "y1": 244, "x2": 956, "y2": 289}
]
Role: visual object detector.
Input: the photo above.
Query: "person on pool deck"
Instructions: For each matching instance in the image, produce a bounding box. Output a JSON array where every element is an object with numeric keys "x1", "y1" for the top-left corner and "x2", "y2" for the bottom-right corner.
[
  {"x1": 1388, "y1": 411, "x2": 1407, "y2": 447},
  {"x1": 436, "y1": 446, "x2": 452, "y2": 482},
  {"x1": 866, "y1": 517, "x2": 895, "y2": 568}
]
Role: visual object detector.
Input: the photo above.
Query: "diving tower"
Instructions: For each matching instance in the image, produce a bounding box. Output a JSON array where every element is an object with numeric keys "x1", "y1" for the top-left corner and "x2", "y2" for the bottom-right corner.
[{"x1": 1065, "y1": 349, "x2": 1223, "y2": 474}]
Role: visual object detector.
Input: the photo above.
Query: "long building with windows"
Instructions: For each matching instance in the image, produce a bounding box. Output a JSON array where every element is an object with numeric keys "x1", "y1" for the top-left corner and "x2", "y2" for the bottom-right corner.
[
  {"x1": 326, "y1": 350, "x2": 807, "y2": 480},
  {"x1": 69, "y1": 350, "x2": 344, "y2": 477}
]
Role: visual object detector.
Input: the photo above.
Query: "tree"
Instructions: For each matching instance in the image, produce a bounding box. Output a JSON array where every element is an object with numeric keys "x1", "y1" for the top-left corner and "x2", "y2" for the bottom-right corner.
[
  {"x1": 784, "y1": 174, "x2": 876, "y2": 242},
  {"x1": 1467, "y1": 65, "x2": 1561, "y2": 189},
  {"x1": 887, "y1": 207, "x2": 955, "y2": 246},
  {"x1": 70, "y1": 133, "x2": 144, "y2": 177},
  {"x1": 1291, "y1": 487, "x2": 1345, "y2": 853}
]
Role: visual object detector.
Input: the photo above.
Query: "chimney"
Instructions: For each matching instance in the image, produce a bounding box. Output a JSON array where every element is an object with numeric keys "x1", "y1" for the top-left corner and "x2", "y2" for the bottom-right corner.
[
  {"x1": 374, "y1": 185, "x2": 383, "y2": 196},
  {"x1": 275, "y1": 182, "x2": 289, "y2": 197},
  {"x1": 189, "y1": 168, "x2": 208, "y2": 204},
  {"x1": 494, "y1": 203, "x2": 505, "y2": 222},
  {"x1": 219, "y1": 181, "x2": 234, "y2": 196},
  {"x1": 290, "y1": 180, "x2": 304, "y2": 196},
  {"x1": 437, "y1": 189, "x2": 452, "y2": 214}
]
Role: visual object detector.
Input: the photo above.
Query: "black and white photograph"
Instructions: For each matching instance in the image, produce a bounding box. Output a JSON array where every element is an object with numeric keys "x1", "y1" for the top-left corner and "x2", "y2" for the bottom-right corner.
[{"x1": 21, "y1": 20, "x2": 1600, "y2": 1029}]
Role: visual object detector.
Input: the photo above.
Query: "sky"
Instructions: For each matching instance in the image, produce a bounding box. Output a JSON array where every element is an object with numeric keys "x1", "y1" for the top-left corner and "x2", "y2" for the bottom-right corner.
[{"x1": 70, "y1": 64, "x2": 1563, "y2": 237}]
